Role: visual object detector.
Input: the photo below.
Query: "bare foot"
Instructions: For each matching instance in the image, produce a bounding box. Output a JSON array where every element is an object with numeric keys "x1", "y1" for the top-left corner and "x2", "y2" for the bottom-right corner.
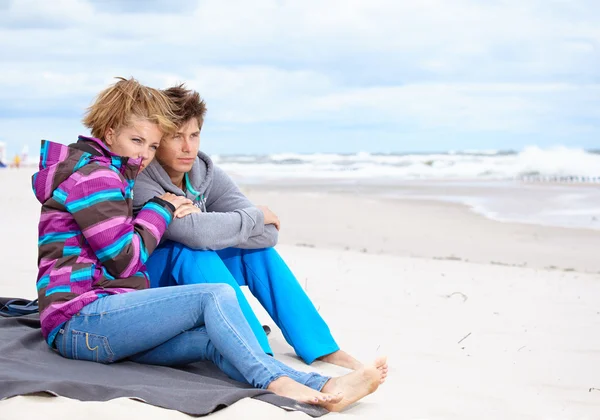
[
  {"x1": 320, "y1": 359, "x2": 384, "y2": 412},
  {"x1": 375, "y1": 355, "x2": 388, "y2": 384},
  {"x1": 318, "y1": 349, "x2": 363, "y2": 370},
  {"x1": 267, "y1": 376, "x2": 343, "y2": 406}
]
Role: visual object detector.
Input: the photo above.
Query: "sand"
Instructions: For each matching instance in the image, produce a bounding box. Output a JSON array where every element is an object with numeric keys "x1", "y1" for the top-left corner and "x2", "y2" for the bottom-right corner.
[
  {"x1": 241, "y1": 184, "x2": 600, "y2": 273},
  {"x1": 1, "y1": 168, "x2": 599, "y2": 419}
]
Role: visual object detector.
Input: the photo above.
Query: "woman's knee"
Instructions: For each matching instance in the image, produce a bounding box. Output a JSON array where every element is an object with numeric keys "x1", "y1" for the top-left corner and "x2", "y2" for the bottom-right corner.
[
  {"x1": 213, "y1": 282, "x2": 237, "y2": 296},
  {"x1": 205, "y1": 283, "x2": 237, "y2": 300}
]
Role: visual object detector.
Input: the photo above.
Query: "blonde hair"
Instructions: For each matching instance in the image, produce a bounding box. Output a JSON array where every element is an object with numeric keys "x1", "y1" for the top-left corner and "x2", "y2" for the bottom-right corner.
[{"x1": 83, "y1": 77, "x2": 177, "y2": 139}]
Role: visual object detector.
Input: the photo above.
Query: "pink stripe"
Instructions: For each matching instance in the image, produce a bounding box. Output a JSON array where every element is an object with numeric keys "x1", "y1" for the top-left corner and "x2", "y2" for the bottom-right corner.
[
  {"x1": 77, "y1": 169, "x2": 121, "y2": 183},
  {"x1": 41, "y1": 288, "x2": 135, "y2": 323},
  {"x1": 44, "y1": 165, "x2": 57, "y2": 199},
  {"x1": 59, "y1": 144, "x2": 68, "y2": 161},
  {"x1": 69, "y1": 172, "x2": 83, "y2": 183},
  {"x1": 39, "y1": 211, "x2": 72, "y2": 223},
  {"x1": 135, "y1": 217, "x2": 161, "y2": 240},
  {"x1": 38, "y1": 267, "x2": 53, "y2": 280},
  {"x1": 39, "y1": 258, "x2": 55, "y2": 272},
  {"x1": 83, "y1": 216, "x2": 127, "y2": 238},
  {"x1": 40, "y1": 291, "x2": 100, "y2": 324},
  {"x1": 122, "y1": 233, "x2": 141, "y2": 278},
  {"x1": 54, "y1": 266, "x2": 72, "y2": 276},
  {"x1": 76, "y1": 255, "x2": 96, "y2": 264}
]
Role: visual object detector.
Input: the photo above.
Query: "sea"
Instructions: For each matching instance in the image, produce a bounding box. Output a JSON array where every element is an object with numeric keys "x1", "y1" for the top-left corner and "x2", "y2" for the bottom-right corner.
[{"x1": 214, "y1": 146, "x2": 600, "y2": 231}]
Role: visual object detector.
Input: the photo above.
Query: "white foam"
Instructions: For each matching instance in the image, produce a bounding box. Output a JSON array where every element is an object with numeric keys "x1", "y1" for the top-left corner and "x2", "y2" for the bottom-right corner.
[{"x1": 215, "y1": 146, "x2": 600, "y2": 181}]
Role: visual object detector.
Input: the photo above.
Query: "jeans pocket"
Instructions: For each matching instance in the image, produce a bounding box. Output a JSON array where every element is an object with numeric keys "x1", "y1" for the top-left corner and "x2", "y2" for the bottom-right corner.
[{"x1": 71, "y1": 330, "x2": 115, "y2": 364}]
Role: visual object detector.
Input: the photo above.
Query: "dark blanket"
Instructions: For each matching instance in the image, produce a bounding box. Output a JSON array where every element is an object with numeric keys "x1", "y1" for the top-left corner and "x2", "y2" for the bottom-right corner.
[{"x1": 0, "y1": 314, "x2": 326, "y2": 417}]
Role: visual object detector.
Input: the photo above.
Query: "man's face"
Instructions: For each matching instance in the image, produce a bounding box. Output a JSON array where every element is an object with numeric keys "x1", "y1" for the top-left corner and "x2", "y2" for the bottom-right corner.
[{"x1": 156, "y1": 118, "x2": 200, "y2": 176}]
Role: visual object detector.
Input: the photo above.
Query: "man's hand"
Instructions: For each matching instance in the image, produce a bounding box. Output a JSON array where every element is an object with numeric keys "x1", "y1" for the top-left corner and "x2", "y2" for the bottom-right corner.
[
  {"x1": 174, "y1": 203, "x2": 201, "y2": 218},
  {"x1": 258, "y1": 205, "x2": 280, "y2": 231}
]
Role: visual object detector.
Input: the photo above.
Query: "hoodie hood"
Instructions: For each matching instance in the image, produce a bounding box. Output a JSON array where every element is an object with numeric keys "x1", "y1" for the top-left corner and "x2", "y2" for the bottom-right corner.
[
  {"x1": 142, "y1": 151, "x2": 214, "y2": 199},
  {"x1": 32, "y1": 136, "x2": 141, "y2": 204}
]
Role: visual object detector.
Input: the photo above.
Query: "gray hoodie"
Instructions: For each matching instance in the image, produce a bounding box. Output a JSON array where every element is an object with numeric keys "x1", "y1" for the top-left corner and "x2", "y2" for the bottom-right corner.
[{"x1": 133, "y1": 151, "x2": 278, "y2": 250}]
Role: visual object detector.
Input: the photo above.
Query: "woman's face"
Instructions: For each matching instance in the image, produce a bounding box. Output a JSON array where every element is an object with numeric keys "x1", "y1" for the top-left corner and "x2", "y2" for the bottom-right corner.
[{"x1": 105, "y1": 117, "x2": 162, "y2": 171}]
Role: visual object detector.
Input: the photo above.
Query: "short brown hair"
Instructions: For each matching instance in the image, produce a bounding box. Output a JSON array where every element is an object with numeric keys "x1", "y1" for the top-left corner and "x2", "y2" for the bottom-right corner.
[
  {"x1": 163, "y1": 84, "x2": 207, "y2": 128},
  {"x1": 83, "y1": 77, "x2": 178, "y2": 140}
]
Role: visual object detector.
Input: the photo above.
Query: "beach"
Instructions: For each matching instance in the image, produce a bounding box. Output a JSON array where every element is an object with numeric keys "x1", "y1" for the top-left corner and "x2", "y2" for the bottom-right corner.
[{"x1": 1, "y1": 167, "x2": 599, "y2": 419}]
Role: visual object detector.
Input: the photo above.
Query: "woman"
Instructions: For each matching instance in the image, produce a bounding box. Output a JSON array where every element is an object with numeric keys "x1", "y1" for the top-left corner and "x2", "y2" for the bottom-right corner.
[{"x1": 32, "y1": 77, "x2": 385, "y2": 411}]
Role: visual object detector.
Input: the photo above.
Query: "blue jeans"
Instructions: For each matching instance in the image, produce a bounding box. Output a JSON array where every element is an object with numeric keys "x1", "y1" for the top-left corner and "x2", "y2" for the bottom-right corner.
[
  {"x1": 55, "y1": 284, "x2": 329, "y2": 390},
  {"x1": 146, "y1": 243, "x2": 339, "y2": 364}
]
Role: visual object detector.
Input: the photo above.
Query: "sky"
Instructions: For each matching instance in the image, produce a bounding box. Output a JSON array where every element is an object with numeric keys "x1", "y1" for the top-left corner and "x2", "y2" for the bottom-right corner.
[{"x1": 0, "y1": 0, "x2": 599, "y2": 159}]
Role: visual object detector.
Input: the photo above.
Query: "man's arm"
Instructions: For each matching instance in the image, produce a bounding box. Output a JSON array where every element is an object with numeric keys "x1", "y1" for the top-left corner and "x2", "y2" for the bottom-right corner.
[
  {"x1": 206, "y1": 166, "x2": 279, "y2": 249},
  {"x1": 235, "y1": 224, "x2": 279, "y2": 249},
  {"x1": 133, "y1": 168, "x2": 277, "y2": 250}
]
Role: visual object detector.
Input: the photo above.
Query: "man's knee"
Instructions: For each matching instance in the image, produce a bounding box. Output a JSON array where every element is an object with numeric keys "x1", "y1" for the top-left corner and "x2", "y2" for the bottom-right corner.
[{"x1": 176, "y1": 245, "x2": 219, "y2": 262}]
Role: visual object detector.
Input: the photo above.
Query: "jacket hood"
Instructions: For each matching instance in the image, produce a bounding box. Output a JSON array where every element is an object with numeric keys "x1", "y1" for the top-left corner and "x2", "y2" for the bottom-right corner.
[
  {"x1": 142, "y1": 151, "x2": 214, "y2": 198},
  {"x1": 32, "y1": 136, "x2": 141, "y2": 204}
]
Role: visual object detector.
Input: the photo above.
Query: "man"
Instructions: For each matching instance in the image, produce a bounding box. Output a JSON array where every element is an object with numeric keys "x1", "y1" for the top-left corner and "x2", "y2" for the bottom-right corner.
[{"x1": 133, "y1": 85, "x2": 361, "y2": 369}]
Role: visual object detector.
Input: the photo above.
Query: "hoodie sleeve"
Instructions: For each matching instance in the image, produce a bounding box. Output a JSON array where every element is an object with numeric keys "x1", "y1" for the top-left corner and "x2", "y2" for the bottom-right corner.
[
  {"x1": 160, "y1": 167, "x2": 278, "y2": 250},
  {"x1": 133, "y1": 173, "x2": 167, "y2": 213},
  {"x1": 65, "y1": 168, "x2": 175, "y2": 279}
]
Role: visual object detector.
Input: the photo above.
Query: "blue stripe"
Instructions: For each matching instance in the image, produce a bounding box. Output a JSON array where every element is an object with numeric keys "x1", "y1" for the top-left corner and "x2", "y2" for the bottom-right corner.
[
  {"x1": 96, "y1": 231, "x2": 133, "y2": 262},
  {"x1": 40, "y1": 141, "x2": 49, "y2": 169},
  {"x1": 32, "y1": 173, "x2": 38, "y2": 196},
  {"x1": 46, "y1": 323, "x2": 65, "y2": 347},
  {"x1": 145, "y1": 202, "x2": 172, "y2": 223},
  {"x1": 46, "y1": 285, "x2": 71, "y2": 296},
  {"x1": 73, "y1": 153, "x2": 90, "y2": 171},
  {"x1": 36, "y1": 275, "x2": 50, "y2": 291},
  {"x1": 66, "y1": 189, "x2": 123, "y2": 213},
  {"x1": 111, "y1": 157, "x2": 123, "y2": 170},
  {"x1": 184, "y1": 173, "x2": 201, "y2": 199},
  {"x1": 53, "y1": 188, "x2": 68, "y2": 205},
  {"x1": 63, "y1": 246, "x2": 81, "y2": 256},
  {"x1": 141, "y1": 242, "x2": 148, "y2": 263},
  {"x1": 102, "y1": 266, "x2": 116, "y2": 280},
  {"x1": 39, "y1": 231, "x2": 78, "y2": 246},
  {"x1": 70, "y1": 268, "x2": 91, "y2": 282},
  {"x1": 125, "y1": 179, "x2": 135, "y2": 199}
]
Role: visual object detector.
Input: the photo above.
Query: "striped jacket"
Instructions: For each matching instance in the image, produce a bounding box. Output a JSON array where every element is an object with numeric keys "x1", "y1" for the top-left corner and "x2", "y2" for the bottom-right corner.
[{"x1": 32, "y1": 136, "x2": 174, "y2": 346}]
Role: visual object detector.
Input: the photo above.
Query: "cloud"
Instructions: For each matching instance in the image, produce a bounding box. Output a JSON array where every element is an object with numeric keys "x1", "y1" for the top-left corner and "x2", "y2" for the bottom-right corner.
[
  {"x1": 87, "y1": 0, "x2": 197, "y2": 14},
  {"x1": 0, "y1": 0, "x2": 93, "y2": 29},
  {"x1": 0, "y1": 0, "x2": 599, "y2": 155}
]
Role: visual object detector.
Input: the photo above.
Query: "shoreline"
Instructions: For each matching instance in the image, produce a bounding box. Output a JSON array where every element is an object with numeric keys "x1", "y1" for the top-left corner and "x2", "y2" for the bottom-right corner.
[
  {"x1": 234, "y1": 178, "x2": 600, "y2": 232},
  {"x1": 241, "y1": 185, "x2": 600, "y2": 274}
]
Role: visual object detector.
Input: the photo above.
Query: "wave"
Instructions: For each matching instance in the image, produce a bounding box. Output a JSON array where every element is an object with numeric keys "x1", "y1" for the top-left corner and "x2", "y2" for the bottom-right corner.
[{"x1": 213, "y1": 146, "x2": 600, "y2": 181}]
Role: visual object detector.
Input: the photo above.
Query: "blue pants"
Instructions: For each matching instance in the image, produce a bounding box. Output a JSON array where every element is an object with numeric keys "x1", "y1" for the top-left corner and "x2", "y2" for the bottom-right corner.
[
  {"x1": 55, "y1": 284, "x2": 330, "y2": 390},
  {"x1": 146, "y1": 243, "x2": 339, "y2": 364}
]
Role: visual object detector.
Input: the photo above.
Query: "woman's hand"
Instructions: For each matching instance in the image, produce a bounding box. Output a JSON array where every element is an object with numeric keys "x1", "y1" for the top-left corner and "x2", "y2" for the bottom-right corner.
[
  {"x1": 174, "y1": 203, "x2": 201, "y2": 218},
  {"x1": 159, "y1": 193, "x2": 192, "y2": 210}
]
